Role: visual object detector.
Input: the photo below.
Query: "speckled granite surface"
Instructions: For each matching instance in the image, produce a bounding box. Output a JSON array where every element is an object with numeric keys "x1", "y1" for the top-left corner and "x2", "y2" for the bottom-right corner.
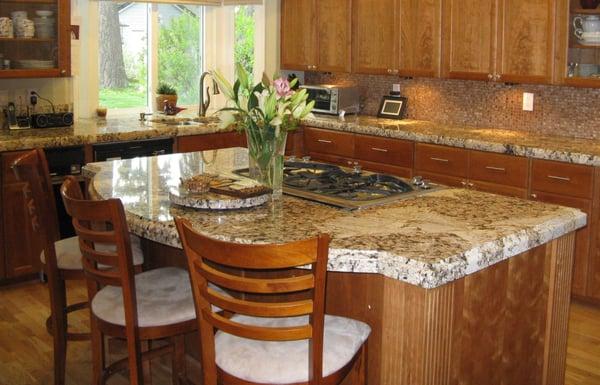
[
  {"x1": 0, "y1": 116, "x2": 226, "y2": 152},
  {"x1": 303, "y1": 115, "x2": 600, "y2": 166},
  {"x1": 2, "y1": 113, "x2": 600, "y2": 167},
  {"x1": 84, "y1": 148, "x2": 586, "y2": 289}
]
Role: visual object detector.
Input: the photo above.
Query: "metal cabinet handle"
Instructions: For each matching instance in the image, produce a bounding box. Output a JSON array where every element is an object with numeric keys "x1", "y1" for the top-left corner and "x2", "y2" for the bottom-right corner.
[
  {"x1": 152, "y1": 150, "x2": 166, "y2": 156},
  {"x1": 317, "y1": 139, "x2": 333, "y2": 144},
  {"x1": 371, "y1": 147, "x2": 388, "y2": 153},
  {"x1": 430, "y1": 157, "x2": 449, "y2": 163},
  {"x1": 468, "y1": 182, "x2": 474, "y2": 188},
  {"x1": 547, "y1": 175, "x2": 571, "y2": 182},
  {"x1": 485, "y1": 166, "x2": 506, "y2": 172},
  {"x1": 461, "y1": 181, "x2": 467, "y2": 187},
  {"x1": 531, "y1": 193, "x2": 538, "y2": 199},
  {"x1": 60, "y1": 69, "x2": 66, "y2": 75}
]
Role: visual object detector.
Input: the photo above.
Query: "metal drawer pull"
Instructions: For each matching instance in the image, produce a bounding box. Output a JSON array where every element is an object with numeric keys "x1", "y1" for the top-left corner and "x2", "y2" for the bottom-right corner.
[
  {"x1": 430, "y1": 157, "x2": 449, "y2": 163},
  {"x1": 547, "y1": 175, "x2": 571, "y2": 182},
  {"x1": 371, "y1": 147, "x2": 388, "y2": 153},
  {"x1": 485, "y1": 166, "x2": 506, "y2": 172},
  {"x1": 317, "y1": 139, "x2": 333, "y2": 144}
]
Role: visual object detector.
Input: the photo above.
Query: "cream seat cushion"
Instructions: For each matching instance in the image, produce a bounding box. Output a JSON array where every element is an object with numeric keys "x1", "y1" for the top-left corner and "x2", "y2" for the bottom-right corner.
[
  {"x1": 91, "y1": 267, "x2": 195, "y2": 328},
  {"x1": 215, "y1": 314, "x2": 371, "y2": 384},
  {"x1": 40, "y1": 234, "x2": 144, "y2": 270},
  {"x1": 91, "y1": 267, "x2": 230, "y2": 327}
]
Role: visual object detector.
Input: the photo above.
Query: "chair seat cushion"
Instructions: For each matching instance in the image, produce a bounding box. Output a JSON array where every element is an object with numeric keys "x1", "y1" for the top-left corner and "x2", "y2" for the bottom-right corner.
[
  {"x1": 91, "y1": 267, "x2": 196, "y2": 328},
  {"x1": 215, "y1": 314, "x2": 371, "y2": 384},
  {"x1": 40, "y1": 234, "x2": 144, "y2": 270}
]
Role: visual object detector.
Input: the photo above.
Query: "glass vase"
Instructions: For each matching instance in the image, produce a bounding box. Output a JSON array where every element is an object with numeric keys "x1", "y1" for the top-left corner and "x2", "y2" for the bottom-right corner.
[{"x1": 245, "y1": 126, "x2": 288, "y2": 199}]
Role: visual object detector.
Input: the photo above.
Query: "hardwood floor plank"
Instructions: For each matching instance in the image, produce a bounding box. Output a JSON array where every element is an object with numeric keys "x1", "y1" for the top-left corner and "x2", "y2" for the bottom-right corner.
[{"x1": 1, "y1": 280, "x2": 600, "y2": 384}]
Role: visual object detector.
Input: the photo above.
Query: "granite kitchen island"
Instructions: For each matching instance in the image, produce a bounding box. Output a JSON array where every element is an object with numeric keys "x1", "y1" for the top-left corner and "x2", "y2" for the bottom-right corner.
[{"x1": 85, "y1": 148, "x2": 586, "y2": 385}]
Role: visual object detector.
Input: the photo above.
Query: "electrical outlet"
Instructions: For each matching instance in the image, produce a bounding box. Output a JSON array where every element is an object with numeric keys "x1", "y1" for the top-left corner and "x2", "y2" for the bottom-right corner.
[
  {"x1": 27, "y1": 88, "x2": 39, "y2": 104},
  {"x1": 523, "y1": 92, "x2": 534, "y2": 112}
]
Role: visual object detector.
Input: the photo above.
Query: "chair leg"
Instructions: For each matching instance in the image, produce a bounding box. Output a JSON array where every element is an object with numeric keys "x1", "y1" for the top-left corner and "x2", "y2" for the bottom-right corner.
[
  {"x1": 90, "y1": 317, "x2": 105, "y2": 385},
  {"x1": 142, "y1": 340, "x2": 153, "y2": 385},
  {"x1": 171, "y1": 335, "x2": 187, "y2": 385},
  {"x1": 48, "y1": 277, "x2": 68, "y2": 385}
]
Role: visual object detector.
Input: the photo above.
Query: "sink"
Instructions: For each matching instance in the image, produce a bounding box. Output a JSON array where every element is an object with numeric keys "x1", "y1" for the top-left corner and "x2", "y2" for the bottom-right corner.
[{"x1": 148, "y1": 116, "x2": 220, "y2": 125}]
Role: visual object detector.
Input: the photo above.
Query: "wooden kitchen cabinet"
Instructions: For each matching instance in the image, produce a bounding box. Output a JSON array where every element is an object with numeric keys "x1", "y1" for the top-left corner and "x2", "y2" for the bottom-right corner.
[
  {"x1": 0, "y1": 0, "x2": 71, "y2": 79},
  {"x1": 176, "y1": 132, "x2": 246, "y2": 153},
  {"x1": 414, "y1": 143, "x2": 469, "y2": 186},
  {"x1": 555, "y1": 0, "x2": 600, "y2": 88},
  {"x1": 1, "y1": 151, "x2": 43, "y2": 278},
  {"x1": 352, "y1": 0, "x2": 398, "y2": 75},
  {"x1": 442, "y1": 0, "x2": 497, "y2": 81},
  {"x1": 281, "y1": 0, "x2": 351, "y2": 73},
  {"x1": 442, "y1": 0, "x2": 556, "y2": 83},
  {"x1": 398, "y1": 0, "x2": 443, "y2": 77}
]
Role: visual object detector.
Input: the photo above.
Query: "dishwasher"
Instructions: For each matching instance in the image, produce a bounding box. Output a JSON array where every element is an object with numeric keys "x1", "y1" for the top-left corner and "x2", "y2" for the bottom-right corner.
[{"x1": 92, "y1": 137, "x2": 174, "y2": 161}]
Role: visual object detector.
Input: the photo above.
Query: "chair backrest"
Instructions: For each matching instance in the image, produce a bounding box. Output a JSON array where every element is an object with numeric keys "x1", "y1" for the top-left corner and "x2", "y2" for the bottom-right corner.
[
  {"x1": 175, "y1": 217, "x2": 330, "y2": 385},
  {"x1": 12, "y1": 149, "x2": 60, "y2": 267},
  {"x1": 61, "y1": 175, "x2": 145, "y2": 383}
]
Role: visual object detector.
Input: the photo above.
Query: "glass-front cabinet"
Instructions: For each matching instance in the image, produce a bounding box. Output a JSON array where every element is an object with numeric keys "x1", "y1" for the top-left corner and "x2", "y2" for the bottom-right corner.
[
  {"x1": 0, "y1": 0, "x2": 70, "y2": 78},
  {"x1": 558, "y1": 0, "x2": 600, "y2": 86}
]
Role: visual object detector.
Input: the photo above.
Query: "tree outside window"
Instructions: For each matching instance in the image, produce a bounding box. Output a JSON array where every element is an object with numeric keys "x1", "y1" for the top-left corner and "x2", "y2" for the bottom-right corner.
[{"x1": 234, "y1": 6, "x2": 255, "y2": 77}]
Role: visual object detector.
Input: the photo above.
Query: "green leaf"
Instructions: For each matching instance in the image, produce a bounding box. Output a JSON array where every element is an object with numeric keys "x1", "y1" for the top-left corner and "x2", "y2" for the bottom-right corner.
[{"x1": 236, "y1": 63, "x2": 249, "y2": 91}]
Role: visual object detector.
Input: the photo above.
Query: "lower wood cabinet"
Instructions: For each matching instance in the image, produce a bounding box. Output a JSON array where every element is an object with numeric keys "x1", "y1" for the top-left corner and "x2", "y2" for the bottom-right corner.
[
  {"x1": 1, "y1": 151, "x2": 43, "y2": 279},
  {"x1": 176, "y1": 132, "x2": 246, "y2": 153}
]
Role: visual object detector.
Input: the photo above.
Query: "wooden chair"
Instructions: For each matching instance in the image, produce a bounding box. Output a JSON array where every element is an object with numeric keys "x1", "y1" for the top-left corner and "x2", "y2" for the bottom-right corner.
[
  {"x1": 11, "y1": 149, "x2": 145, "y2": 385},
  {"x1": 175, "y1": 218, "x2": 371, "y2": 385},
  {"x1": 60, "y1": 175, "x2": 197, "y2": 385}
]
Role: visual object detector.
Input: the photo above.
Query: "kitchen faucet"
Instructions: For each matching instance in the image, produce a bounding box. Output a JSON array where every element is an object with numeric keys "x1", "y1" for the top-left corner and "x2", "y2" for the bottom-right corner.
[{"x1": 199, "y1": 72, "x2": 220, "y2": 117}]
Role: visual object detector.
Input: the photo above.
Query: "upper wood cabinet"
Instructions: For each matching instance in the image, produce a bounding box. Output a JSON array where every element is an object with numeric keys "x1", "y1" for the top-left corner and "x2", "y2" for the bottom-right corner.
[
  {"x1": 280, "y1": 0, "x2": 351, "y2": 73},
  {"x1": 442, "y1": 0, "x2": 556, "y2": 83},
  {"x1": 352, "y1": 0, "x2": 397, "y2": 75},
  {"x1": 0, "y1": 0, "x2": 71, "y2": 79},
  {"x1": 398, "y1": 0, "x2": 443, "y2": 77},
  {"x1": 442, "y1": 0, "x2": 498, "y2": 81},
  {"x1": 555, "y1": 0, "x2": 600, "y2": 88},
  {"x1": 496, "y1": 0, "x2": 556, "y2": 83}
]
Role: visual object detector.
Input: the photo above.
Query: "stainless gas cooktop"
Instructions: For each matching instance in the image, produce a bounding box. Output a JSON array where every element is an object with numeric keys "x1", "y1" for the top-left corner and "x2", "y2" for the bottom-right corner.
[{"x1": 237, "y1": 159, "x2": 444, "y2": 209}]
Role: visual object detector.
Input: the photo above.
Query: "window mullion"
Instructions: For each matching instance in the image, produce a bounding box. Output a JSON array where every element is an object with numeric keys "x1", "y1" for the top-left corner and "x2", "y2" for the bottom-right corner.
[{"x1": 149, "y1": 3, "x2": 159, "y2": 111}]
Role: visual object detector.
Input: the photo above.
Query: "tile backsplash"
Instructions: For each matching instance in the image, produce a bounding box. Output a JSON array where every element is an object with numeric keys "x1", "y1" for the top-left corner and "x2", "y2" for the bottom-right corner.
[{"x1": 306, "y1": 73, "x2": 600, "y2": 140}]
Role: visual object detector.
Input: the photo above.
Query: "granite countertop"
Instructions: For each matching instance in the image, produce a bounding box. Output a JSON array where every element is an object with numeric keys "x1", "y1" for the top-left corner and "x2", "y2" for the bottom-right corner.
[
  {"x1": 2, "y1": 113, "x2": 600, "y2": 167},
  {"x1": 0, "y1": 115, "x2": 229, "y2": 152},
  {"x1": 84, "y1": 148, "x2": 586, "y2": 289},
  {"x1": 303, "y1": 115, "x2": 600, "y2": 166}
]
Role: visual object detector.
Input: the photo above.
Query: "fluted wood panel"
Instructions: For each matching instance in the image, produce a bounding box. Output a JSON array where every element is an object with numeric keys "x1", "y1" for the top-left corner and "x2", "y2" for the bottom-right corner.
[{"x1": 543, "y1": 233, "x2": 576, "y2": 385}]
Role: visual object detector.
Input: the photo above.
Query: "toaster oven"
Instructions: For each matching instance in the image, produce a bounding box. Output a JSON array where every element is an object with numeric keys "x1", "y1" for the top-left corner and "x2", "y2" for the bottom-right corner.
[{"x1": 299, "y1": 85, "x2": 360, "y2": 115}]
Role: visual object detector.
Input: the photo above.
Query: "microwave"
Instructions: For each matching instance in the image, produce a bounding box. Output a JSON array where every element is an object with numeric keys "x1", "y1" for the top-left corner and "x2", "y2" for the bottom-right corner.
[{"x1": 300, "y1": 85, "x2": 360, "y2": 115}]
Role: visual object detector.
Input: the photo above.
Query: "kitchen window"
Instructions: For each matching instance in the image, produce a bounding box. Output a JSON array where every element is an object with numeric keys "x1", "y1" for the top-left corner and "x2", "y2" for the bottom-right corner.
[{"x1": 98, "y1": 2, "x2": 204, "y2": 111}]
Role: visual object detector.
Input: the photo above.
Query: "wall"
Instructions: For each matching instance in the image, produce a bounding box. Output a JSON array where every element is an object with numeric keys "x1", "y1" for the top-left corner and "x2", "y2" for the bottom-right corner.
[{"x1": 306, "y1": 73, "x2": 600, "y2": 140}]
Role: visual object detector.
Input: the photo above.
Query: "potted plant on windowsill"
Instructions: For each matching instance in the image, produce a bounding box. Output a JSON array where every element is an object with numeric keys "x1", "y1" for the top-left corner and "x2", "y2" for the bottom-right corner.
[{"x1": 155, "y1": 83, "x2": 178, "y2": 112}]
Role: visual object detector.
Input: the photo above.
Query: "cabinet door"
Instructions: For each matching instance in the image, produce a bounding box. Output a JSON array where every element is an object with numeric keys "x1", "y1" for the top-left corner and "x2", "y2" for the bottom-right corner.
[
  {"x1": 353, "y1": 0, "x2": 398, "y2": 74},
  {"x1": 415, "y1": 143, "x2": 469, "y2": 178},
  {"x1": 304, "y1": 127, "x2": 355, "y2": 158},
  {"x1": 177, "y1": 132, "x2": 246, "y2": 153},
  {"x1": 442, "y1": 0, "x2": 498, "y2": 80},
  {"x1": 496, "y1": 0, "x2": 556, "y2": 83},
  {"x1": 3, "y1": 182, "x2": 43, "y2": 278},
  {"x1": 280, "y1": 0, "x2": 317, "y2": 71},
  {"x1": 531, "y1": 191, "x2": 591, "y2": 297},
  {"x1": 316, "y1": 0, "x2": 352, "y2": 73},
  {"x1": 398, "y1": 0, "x2": 442, "y2": 77}
]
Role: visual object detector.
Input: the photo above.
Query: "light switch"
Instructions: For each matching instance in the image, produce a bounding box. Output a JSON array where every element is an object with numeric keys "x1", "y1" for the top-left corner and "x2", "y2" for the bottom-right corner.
[{"x1": 523, "y1": 92, "x2": 534, "y2": 112}]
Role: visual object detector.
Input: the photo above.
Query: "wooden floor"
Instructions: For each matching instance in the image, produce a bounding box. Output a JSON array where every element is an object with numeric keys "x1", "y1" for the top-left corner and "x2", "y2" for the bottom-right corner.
[{"x1": 1, "y1": 280, "x2": 600, "y2": 385}]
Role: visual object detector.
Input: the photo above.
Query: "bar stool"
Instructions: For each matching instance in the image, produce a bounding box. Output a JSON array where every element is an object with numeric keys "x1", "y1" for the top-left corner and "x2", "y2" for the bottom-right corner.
[
  {"x1": 175, "y1": 218, "x2": 371, "y2": 385},
  {"x1": 12, "y1": 149, "x2": 145, "y2": 385},
  {"x1": 60, "y1": 175, "x2": 197, "y2": 385}
]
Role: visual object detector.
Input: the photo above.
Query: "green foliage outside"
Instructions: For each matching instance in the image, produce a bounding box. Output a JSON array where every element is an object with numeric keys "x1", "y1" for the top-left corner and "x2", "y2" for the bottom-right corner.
[
  {"x1": 100, "y1": 6, "x2": 256, "y2": 110},
  {"x1": 234, "y1": 6, "x2": 255, "y2": 77},
  {"x1": 158, "y1": 11, "x2": 200, "y2": 105}
]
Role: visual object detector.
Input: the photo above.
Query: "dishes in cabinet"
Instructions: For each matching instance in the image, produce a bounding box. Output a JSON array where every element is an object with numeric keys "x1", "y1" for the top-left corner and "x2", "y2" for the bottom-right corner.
[
  {"x1": 0, "y1": 18, "x2": 12, "y2": 38},
  {"x1": 13, "y1": 60, "x2": 55, "y2": 69},
  {"x1": 14, "y1": 19, "x2": 35, "y2": 39}
]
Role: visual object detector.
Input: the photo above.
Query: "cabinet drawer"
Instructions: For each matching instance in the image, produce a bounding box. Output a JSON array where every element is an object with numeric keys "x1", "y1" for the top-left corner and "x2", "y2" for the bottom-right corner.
[
  {"x1": 469, "y1": 151, "x2": 528, "y2": 188},
  {"x1": 415, "y1": 143, "x2": 468, "y2": 178},
  {"x1": 2, "y1": 151, "x2": 29, "y2": 184},
  {"x1": 531, "y1": 160, "x2": 593, "y2": 199},
  {"x1": 304, "y1": 127, "x2": 355, "y2": 158},
  {"x1": 355, "y1": 135, "x2": 414, "y2": 168}
]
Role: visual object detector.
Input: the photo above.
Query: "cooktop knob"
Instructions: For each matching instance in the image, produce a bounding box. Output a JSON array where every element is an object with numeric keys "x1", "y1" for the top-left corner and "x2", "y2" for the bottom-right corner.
[
  {"x1": 302, "y1": 156, "x2": 311, "y2": 162},
  {"x1": 411, "y1": 176, "x2": 423, "y2": 186},
  {"x1": 420, "y1": 180, "x2": 432, "y2": 190}
]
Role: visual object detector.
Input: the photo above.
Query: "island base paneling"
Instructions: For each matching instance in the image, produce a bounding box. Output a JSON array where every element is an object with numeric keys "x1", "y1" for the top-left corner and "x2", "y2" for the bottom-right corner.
[{"x1": 140, "y1": 232, "x2": 575, "y2": 385}]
